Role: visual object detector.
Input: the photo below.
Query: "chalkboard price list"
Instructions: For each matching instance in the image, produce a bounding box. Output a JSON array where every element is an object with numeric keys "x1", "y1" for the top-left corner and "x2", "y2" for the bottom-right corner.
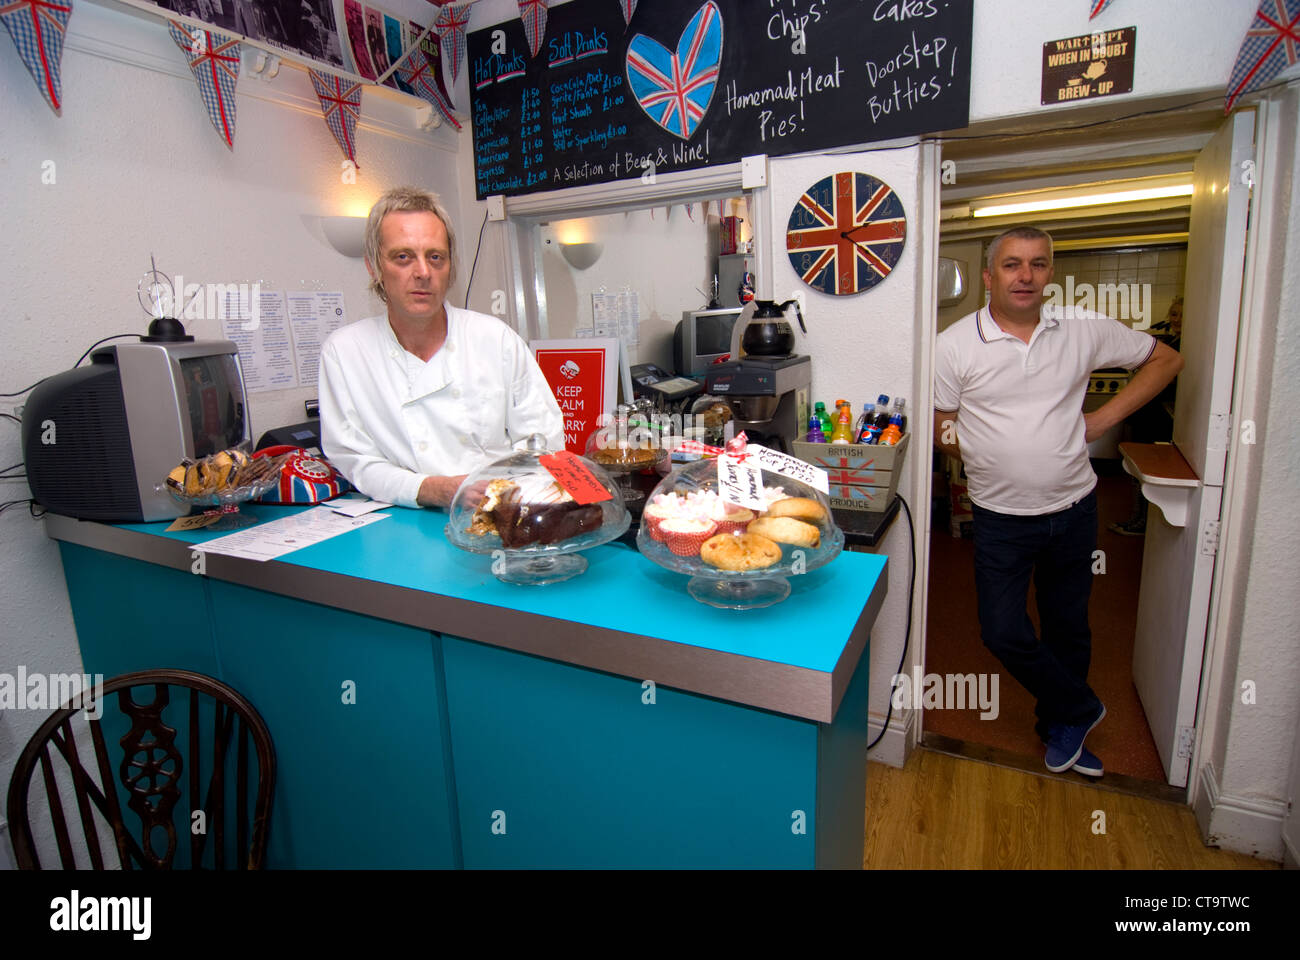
[{"x1": 468, "y1": 0, "x2": 972, "y2": 200}]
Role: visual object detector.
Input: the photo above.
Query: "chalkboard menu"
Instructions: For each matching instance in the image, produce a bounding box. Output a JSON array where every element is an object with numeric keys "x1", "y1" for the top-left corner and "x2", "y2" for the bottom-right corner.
[{"x1": 468, "y1": 0, "x2": 972, "y2": 200}]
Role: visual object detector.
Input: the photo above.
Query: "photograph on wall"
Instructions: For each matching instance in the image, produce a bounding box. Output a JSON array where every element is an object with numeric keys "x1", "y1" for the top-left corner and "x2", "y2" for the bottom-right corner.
[
  {"x1": 365, "y1": 5, "x2": 398, "y2": 88},
  {"x1": 343, "y1": 0, "x2": 377, "y2": 79},
  {"x1": 384, "y1": 12, "x2": 413, "y2": 94},
  {"x1": 146, "y1": 0, "x2": 344, "y2": 67},
  {"x1": 409, "y1": 17, "x2": 454, "y2": 106}
]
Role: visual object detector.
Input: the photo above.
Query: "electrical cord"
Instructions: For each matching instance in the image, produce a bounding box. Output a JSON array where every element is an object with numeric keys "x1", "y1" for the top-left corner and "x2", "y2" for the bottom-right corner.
[
  {"x1": 866, "y1": 493, "x2": 915, "y2": 753},
  {"x1": 0, "y1": 498, "x2": 41, "y2": 518},
  {"x1": 1, "y1": 333, "x2": 137, "y2": 398},
  {"x1": 464, "y1": 208, "x2": 490, "y2": 309}
]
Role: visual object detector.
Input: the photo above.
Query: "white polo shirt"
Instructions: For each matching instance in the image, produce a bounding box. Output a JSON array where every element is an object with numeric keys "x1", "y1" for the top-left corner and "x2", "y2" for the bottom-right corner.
[
  {"x1": 934, "y1": 304, "x2": 1157, "y2": 515},
  {"x1": 319, "y1": 305, "x2": 565, "y2": 508}
]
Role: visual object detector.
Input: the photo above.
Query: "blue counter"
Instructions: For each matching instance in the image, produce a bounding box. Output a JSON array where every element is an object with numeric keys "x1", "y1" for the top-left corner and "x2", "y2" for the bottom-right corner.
[{"x1": 46, "y1": 504, "x2": 886, "y2": 868}]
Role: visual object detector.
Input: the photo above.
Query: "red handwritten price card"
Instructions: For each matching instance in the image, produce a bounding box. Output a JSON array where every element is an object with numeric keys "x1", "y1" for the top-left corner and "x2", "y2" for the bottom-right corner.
[{"x1": 540, "y1": 451, "x2": 613, "y2": 505}]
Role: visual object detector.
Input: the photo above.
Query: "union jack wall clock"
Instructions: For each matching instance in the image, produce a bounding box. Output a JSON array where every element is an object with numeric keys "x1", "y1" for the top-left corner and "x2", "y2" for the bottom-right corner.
[{"x1": 786, "y1": 171, "x2": 907, "y2": 296}]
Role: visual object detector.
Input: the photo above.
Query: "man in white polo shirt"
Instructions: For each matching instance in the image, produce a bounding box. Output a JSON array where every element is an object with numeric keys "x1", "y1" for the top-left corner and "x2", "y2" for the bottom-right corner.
[
  {"x1": 933, "y1": 226, "x2": 1182, "y2": 776},
  {"x1": 319, "y1": 187, "x2": 564, "y2": 508}
]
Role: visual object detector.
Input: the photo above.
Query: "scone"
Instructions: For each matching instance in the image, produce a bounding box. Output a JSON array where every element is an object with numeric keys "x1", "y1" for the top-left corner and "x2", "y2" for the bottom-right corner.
[
  {"x1": 747, "y1": 516, "x2": 820, "y2": 548},
  {"x1": 700, "y1": 532, "x2": 782, "y2": 571},
  {"x1": 766, "y1": 496, "x2": 827, "y2": 522}
]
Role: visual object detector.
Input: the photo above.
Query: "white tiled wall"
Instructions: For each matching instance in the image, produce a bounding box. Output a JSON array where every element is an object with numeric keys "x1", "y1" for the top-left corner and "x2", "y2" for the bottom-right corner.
[{"x1": 1051, "y1": 247, "x2": 1188, "y2": 329}]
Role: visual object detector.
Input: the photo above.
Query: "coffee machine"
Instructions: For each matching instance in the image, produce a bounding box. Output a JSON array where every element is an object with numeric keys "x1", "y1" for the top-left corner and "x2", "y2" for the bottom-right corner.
[{"x1": 703, "y1": 300, "x2": 810, "y2": 452}]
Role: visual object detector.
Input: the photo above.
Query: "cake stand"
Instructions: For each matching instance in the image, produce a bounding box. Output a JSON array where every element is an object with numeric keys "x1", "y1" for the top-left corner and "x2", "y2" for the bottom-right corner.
[{"x1": 444, "y1": 436, "x2": 631, "y2": 585}]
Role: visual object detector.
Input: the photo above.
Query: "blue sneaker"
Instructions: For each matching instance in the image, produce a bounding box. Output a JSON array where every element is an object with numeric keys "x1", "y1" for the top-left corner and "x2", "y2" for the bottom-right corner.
[
  {"x1": 1072, "y1": 746, "x2": 1104, "y2": 777},
  {"x1": 1044, "y1": 704, "x2": 1107, "y2": 773}
]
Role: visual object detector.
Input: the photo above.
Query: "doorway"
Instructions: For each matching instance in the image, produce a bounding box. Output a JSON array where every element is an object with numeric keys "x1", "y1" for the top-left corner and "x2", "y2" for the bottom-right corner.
[{"x1": 918, "y1": 101, "x2": 1247, "y2": 791}]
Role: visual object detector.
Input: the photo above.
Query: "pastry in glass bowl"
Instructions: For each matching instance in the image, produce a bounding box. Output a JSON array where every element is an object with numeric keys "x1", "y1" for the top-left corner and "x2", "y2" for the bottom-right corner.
[{"x1": 635, "y1": 453, "x2": 842, "y2": 609}]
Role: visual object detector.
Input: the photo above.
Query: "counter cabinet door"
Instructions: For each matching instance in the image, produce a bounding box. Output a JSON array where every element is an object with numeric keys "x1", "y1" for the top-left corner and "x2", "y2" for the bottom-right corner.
[
  {"x1": 440, "y1": 635, "x2": 821, "y2": 869},
  {"x1": 207, "y1": 581, "x2": 458, "y2": 869}
]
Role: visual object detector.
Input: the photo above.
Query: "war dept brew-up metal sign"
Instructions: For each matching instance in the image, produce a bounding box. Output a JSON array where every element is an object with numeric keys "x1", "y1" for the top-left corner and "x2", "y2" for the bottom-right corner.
[{"x1": 1041, "y1": 27, "x2": 1136, "y2": 105}]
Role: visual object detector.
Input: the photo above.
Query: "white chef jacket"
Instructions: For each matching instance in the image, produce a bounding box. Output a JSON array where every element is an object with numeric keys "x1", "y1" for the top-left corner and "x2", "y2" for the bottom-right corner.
[
  {"x1": 318, "y1": 306, "x2": 565, "y2": 507},
  {"x1": 933, "y1": 304, "x2": 1157, "y2": 515}
]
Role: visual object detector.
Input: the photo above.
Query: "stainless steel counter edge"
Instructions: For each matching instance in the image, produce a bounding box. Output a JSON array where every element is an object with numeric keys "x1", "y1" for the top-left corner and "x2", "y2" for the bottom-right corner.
[{"x1": 45, "y1": 515, "x2": 887, "y2": 724}]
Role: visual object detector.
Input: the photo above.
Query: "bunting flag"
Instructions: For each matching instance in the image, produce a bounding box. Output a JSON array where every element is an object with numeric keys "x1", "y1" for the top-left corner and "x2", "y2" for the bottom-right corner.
[
  {"x1": 617, "y1": 0, "x2": 637, "y2": 26},
  {"x1": 1225, "y1": 0, "x2": 1300, "y2": 113},
  {"x1": 518, "y1": 0, "x2": 547, "y2": 58},
  {"x1": 309, "y1": 69, "x2": 363, "y2": 165},
  {"x1": 409, "y1": 18, "x2": 456, "y2": 108},
  {"x1": 1088, "y1": 0, "x2": 1114, "y2": 18},
  {"x1": 1, "y1": 0, "x2": 73, "y2": 113},
  {"x1": 398, "y1": 46, "x2": 461, "y2": 130},
  {"x1": 435, "y1": 2, "x2": 471, "y2": 82},
  {"x1": 167, "y1": 20, "x2": 240, "y2": 148}
]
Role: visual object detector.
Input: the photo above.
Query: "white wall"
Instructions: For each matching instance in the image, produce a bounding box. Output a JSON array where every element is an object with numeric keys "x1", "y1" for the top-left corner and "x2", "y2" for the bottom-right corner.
[
  {"x1": 967, "y1": 0, "x2": 1265, "y2": 123},
  {"x1": 0, "y1": 0, "x2": 459, "y2": 830},
  {"x1": 765, "y1": 147, "x2": 928, "y2": 764},
  {"x1": 538, "y1": 207, "x2": 714, "y2": 370}
]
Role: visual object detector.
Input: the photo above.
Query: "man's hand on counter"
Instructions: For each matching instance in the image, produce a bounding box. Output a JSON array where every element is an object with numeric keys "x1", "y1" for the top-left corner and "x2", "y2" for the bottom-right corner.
[{"x1": 417, "y1": 474, "x2": 469, "y2": 509}]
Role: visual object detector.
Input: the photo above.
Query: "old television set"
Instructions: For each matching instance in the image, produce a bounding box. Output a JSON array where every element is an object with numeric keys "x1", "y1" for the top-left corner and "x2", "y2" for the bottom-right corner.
[
  {"x1": 673, "y1": 307, "x2": 742, "y2": 377},
  {"x1": 23, "y1": 337, "x2": 251, "y2": 522}
]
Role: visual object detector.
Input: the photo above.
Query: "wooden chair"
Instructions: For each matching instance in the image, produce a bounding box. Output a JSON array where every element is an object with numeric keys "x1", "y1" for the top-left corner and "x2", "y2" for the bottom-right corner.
[{"x1": 7, "y1": 669, "x2": 276, "y2": 870}]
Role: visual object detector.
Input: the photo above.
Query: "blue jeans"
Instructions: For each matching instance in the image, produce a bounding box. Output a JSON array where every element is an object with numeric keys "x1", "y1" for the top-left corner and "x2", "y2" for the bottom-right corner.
[{"x1": 970, "y1": 491, "x2": 1103, "y2": 737}]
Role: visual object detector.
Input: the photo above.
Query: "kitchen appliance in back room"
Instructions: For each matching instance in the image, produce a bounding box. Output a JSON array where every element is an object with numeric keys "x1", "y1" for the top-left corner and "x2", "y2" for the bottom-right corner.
[{"x1": 704, "y1": 299, "x2": 811, "y2": 453}]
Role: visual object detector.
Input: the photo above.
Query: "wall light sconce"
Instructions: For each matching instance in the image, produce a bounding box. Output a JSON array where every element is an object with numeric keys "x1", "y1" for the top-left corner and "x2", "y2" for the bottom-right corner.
[
  {"x1": 560, "y1": 241, "x2": 603, "y2": 270},
  {"x1": 321, "y1": 216, "x2": 368, "y2": 258}
]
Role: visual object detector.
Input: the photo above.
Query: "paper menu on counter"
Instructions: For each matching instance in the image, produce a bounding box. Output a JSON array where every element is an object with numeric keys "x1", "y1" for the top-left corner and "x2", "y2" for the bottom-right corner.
[{"x1": 190, "y1": 507, "x2": 388, "y2": 562}]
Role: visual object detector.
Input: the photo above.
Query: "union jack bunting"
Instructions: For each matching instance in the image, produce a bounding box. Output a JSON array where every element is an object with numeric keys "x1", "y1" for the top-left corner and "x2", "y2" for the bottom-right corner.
[
  {"x1": 398, "y1": 46, "x2": 461, "y2": 130},
  {"x1": 1225, "y1": 0, "x2": 1300, "y2": 113},
  {"x1": 1088, "y1": 0, "x2": 1114, "y2": 18},
  {"x1": 1, "y1": 0, "x2": 73, "y2": 113},
  {"x1": 785, "y1": 172, "x2": 907, "y2": 297},
  {"x1": 625, "y1": 0, "x2": 722, "y2": 140},
  {"x1": 518, "y1": 0, "x2": 547, "y2": 58},
  {"x1": 167, "y1": 20, "x2": 240, "y2": 148},
  {"x1": 617, "y1": 0, "x2": 638, "y2": 26},
  {"x1": 435, "y1": 2, "x2": 471, "y2": 82},
  {"x1": 309, "y1": 70, "x2": 363, "y2": 165}
]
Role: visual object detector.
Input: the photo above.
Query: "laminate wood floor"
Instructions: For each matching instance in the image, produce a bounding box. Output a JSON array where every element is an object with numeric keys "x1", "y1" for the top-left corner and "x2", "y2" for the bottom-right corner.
[{"x1": 864, "y1": 749, "x2": 1280, "y2": 870}]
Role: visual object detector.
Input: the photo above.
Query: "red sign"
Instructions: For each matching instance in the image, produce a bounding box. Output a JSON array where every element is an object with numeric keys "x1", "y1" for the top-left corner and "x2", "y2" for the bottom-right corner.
[
  {"x1": 531, "y1": 342, "x2": 615, "y2": 455},
  {"x1": 540, "y1": 451, "x2": 612, "y2": 505}
]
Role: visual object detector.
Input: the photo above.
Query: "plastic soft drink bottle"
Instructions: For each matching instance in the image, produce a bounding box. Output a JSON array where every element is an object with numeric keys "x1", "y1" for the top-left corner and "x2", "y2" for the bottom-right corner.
[
  {"x1": 814, "y1": 401, "x2": 833, "y2": 439},
  {"x1": 856, "y1": 403, "x2": 878, "y2": 443},
  {"x1": 829, "y1": 399, "x2": 855, "y2": 445},
  {"x1": 872, "y1": 395, "x2": 892, "y2": 434},
  {"x1": 806, "y1": 414, "x2": 827, "y2": 443},
  {"x1": 891, "y1": 396, "x2": 908, "y2": 435},
  {"x1": 878, "y1": 411, "x2": 904, "y2": 446}
]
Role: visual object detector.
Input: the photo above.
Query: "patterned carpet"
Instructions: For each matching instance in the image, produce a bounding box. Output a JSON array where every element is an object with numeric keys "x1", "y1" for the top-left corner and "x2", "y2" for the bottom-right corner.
[{"x1": 924, "y1": 467, "x2": 1168, "y2": 783}]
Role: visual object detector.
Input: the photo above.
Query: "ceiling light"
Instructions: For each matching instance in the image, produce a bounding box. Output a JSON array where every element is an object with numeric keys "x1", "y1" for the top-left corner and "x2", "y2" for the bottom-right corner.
[{"x1": 971, "y1": 183, "x2": 1193, "y2": 218}]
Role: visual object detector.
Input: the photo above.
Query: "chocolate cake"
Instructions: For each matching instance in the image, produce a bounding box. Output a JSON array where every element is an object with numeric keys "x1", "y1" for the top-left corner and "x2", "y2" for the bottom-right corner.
[{"x1": 469, "y1": 476, "x2": 604, "y2": 547}]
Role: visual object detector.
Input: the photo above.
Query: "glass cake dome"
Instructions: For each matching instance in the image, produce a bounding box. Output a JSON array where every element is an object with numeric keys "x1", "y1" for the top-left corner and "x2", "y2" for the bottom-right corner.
[
  {"x1": 445, "y1": 434, "x2": 630, "y2": 585},
  {"x1": 635, "y1": 449, "x2": 843, "y2": 609}
]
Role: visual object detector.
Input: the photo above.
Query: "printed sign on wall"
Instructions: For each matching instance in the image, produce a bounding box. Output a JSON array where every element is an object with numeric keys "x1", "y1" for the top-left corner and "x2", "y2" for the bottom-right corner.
[
  {"x1": 1041, "y1": 27, "x2": 1136, "y2": 105},
  {"x1": 531, "y1": 338, "x2": 619, "y2": 454}
]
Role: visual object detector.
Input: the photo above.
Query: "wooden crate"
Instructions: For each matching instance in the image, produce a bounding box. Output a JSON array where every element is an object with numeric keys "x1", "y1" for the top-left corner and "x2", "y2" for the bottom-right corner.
[{"x1": 792, "y1": 433, "x2": 909, "y2": 512}]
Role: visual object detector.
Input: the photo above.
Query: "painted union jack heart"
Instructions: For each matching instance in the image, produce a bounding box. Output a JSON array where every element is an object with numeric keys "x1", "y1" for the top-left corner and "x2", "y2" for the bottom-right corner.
[{"x1": 625, "y1": 0, "x2": 722, "y2": 140}]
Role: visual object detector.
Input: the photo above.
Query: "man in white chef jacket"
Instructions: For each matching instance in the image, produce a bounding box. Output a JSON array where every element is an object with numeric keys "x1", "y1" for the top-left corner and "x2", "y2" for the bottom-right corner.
[{"x1": 319, "y1": 187, "x2": 564, "y2": 508}]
